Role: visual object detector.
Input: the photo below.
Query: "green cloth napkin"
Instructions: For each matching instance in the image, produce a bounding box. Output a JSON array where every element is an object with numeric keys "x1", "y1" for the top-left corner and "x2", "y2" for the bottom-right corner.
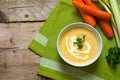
[{"x1": 29, "y1": 0, "x2": 120, "y2": 80}]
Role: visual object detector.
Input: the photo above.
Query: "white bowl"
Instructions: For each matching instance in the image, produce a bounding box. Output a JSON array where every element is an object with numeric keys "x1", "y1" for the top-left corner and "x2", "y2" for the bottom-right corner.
[{"x1": 57, "y1": 22, "x2": 102, "y2": 67}]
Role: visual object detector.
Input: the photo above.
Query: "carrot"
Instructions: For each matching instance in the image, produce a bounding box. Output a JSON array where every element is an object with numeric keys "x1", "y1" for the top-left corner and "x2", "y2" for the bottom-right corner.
[
  {"x1": 98, "y1": 19, "x2": 113, "y2": 38},
  {"x1": 83, "y1": 0, "x2": 98, "y2": 9},
  {"x1": 78, "y1": 9, "x2": 96, "y2": 27},
  {"x1": 73, "y1": 0, "x2": 96, "y2": 26},
  {"x1": 83, "y1": 0, "x2": 114, "y2": 38},
  {"x1": 77, "y1": 0, "x2": 96, "y2": 27},
  {"x1": 83, "y1": 0, "x2": 92, "y2": 5},
  {"x1": 72, "y1": 0, "x2": 111, "y2": 20}
]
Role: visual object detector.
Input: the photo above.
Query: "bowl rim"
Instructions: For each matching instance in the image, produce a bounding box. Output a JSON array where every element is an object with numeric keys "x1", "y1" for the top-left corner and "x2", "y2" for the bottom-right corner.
[{"x1": 57, "y1": 22, "x2": 102, "y2": 67}]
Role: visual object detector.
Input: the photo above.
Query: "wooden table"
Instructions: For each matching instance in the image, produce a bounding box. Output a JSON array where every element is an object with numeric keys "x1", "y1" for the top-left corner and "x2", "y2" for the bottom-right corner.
[{"x1": 0, "y1": 0, "x2": 58, "y2": 80}]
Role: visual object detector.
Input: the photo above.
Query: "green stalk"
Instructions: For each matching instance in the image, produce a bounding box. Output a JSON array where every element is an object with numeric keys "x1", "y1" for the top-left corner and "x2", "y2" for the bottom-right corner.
[
  {"x1": 110, "y1": 0, "x2": 120, "y2": 47},
  {"x1": 119, "y1": 4, "x2": 120, "y2": 11},
  {"x1": 98, "y1": 0, "x2": 115, "y2": 25},
  {"x1": 111, "y1": 23, "x2": 120, "y2": 47},
  {"x1": 99, "y1": 0, "x2": 120, "y2": 47}
]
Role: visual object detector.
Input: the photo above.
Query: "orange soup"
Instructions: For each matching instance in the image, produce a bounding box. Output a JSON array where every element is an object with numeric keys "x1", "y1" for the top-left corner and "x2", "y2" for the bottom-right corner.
[{"x1": 60, "y1": 27, "x2": 98, "y2": 64}]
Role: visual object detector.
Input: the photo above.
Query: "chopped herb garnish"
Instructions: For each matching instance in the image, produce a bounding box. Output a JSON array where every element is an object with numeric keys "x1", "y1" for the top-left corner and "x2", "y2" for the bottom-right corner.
[{"x1": 74, "y1": 35, "x2": 86, "y2": 49}]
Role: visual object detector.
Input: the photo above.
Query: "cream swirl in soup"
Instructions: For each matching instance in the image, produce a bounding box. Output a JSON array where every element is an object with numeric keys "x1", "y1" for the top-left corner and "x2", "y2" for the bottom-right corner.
[
  {"x1": 66, "y1": 35, "x2": 91, "y2": 60},
  {"x1": 60, "y1": 27, "x2": 98, "y2": 64}
]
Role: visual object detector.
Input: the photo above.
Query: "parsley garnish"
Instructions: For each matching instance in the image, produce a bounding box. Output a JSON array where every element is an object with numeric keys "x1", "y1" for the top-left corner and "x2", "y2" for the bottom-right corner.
[
  {"x1": 106, "y1": 47, "x2": 120, "y2": 65},
  {"x1": 74, "y1": 35, "x2": 86, "y2": 49}
]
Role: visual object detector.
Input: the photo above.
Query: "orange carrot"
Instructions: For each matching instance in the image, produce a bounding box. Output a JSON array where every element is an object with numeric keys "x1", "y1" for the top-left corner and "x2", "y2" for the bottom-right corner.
[
  {"x1": 72, "y1": 0, "x2": 111, "y2": 20},
  {"x1": 78, "y1": 9, "x2": 96, "y2": 27},
  {"x1": 77, "y1": 0, "x2": 96, "y2": 27},
  {"x1": 83, "y1": 0, "x2": 92, "y2": 5},
  {"x1": 83, "y1": 0, "x2": 114, "y2": 38},
  {"x1": 98, "y1": 19, "x2": 113, "y2": 38},
  {"x1": 83, "y1": 0, "x2": 98, "y2": 9},
  {"x1": 73, "y1": 0, "x2": 96, "y2": 27}
]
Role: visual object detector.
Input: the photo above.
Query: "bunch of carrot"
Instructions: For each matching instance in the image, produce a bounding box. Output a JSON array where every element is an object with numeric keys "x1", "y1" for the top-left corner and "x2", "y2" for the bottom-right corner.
[{"x1": 72, "y1": 0, "x2": 113, "y2": 38}]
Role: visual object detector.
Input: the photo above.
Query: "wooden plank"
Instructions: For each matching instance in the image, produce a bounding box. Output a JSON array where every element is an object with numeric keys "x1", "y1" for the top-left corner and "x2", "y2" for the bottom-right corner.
[
  {"x1": 0, "y1": 22, "x2": 43, "y2": 64},
  {"x1": 0, "y1": 0, "x2": 58, "y2": 22},
  {"x1": 0, "y1": 64, "x2": 42, "y2": 80},
  {"x1": 0, "y1": 49, "x2": 40, "y2": 65},
  {"x1": 0, "y1": 22, "x2": 51, "y2": 80},
  {"x1": 0, "y1": 22, "x2": 43, "y2": 49}
]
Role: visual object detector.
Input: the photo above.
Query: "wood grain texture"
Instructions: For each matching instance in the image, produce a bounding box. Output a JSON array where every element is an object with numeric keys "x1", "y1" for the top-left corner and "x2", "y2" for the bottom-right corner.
[
  {"x1": 0, "y1": 0, "x2": 58, "y2": 22},
  {"x1": 0, "y1": 23, "x2": 43, "y2": 49},
  {"x1": 0, "y1": 22, "x2": 51, "y2": 80},
  {"x1": 0, "y1": 0, "x2": 58, "y2": 80}
]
